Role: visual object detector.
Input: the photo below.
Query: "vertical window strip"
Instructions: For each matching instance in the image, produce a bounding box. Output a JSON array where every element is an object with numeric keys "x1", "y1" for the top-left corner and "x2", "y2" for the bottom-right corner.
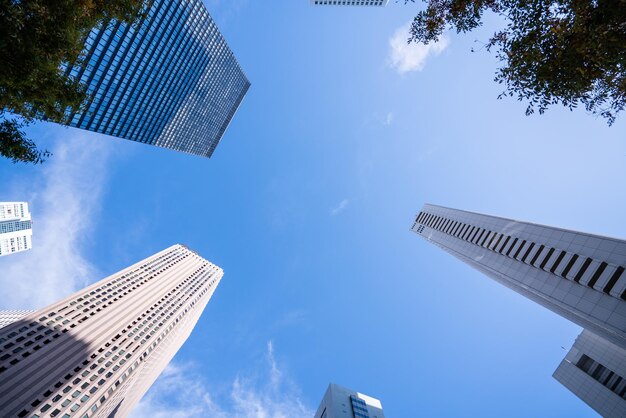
[
  {"x1": 513, "y1": 240, "x2": 527, "y2": 260},
  {"x1": 492, "y1": 234, "x2": 504, "y2": 251},
  {"x1": 603, "y1": 266, "x2": 624, "y2": 294},
  {"x1": 550, "y1": 250, "x2": 567, "y2": 273},
  {"x1": 561, "y1": 254, "x2": 579, "y2": 279},
  {"x1": 498, "y1": 236, "x2": 510, "y2": 253},
  {"x1": 573, "y1": 257, "x2": 593, "y2": 283},
  {"x1": 586, "y1": 261, "x2": 608, "y2": 288},
  {"x1": 529, "y1": 244, "x2": 545, "y2": 266},
  {"x1": 506, "y1": 238, "x2": 519, "y2": 257},
  {"x1": 479, "y1": 231, "x2": 491, "y2": 247},
  {"x1": 538, "y1": 247, "x2": 556, "y2": 269}
]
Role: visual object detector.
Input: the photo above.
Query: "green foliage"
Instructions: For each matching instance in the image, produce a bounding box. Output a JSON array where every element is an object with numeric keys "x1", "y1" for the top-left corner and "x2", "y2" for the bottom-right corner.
[
  {"x1": 0, "y1": 0, "x2": 145, "y2": 164},
  {"x1": 404, "y1": 0, "x2": 626, "y2": 124},
  {"x1": 0, "y1": 118, "x2": 50, "y2": 164}
]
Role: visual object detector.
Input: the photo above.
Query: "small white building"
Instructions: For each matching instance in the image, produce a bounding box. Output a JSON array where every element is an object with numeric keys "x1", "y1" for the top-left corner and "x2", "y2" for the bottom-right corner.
[
  {"x1": 315, "y1": 383, "x2": 385, "y2": 418},
  {"x1": 0, "y1": 202, "x2": 32, "y2": 256}
]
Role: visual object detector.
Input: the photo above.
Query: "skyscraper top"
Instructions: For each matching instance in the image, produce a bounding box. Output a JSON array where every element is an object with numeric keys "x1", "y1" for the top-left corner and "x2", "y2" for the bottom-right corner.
[
  {"x1": 310, "y1": 0, "x2": 389, "y2": 6},
  {"x1": 411, "y1": 203, "x2": 626, "y2": 347},
  {"x1": 65, "y1": 0, "x2": 250, "y2": 158},
  {"x1": 315, "y1": 383, "x2": 385, "y2": 418}
]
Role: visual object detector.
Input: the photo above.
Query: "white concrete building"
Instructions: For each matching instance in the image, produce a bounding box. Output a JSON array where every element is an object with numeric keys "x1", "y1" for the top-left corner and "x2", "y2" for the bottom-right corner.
[
  {"x1": 310, "y1": 0, "x2": 389, "y2": 6},
  {"x1": 0, "y1": 244, "x2": 223, "y2": 418},
  {"x1": 554, "y1": 330, "x2": 626, "y2": 417},
  {"x1": 410, "y1": 203, "x2": 626, "y2": 417},
  {"x1": 315, "y1": 383, "x2": 385, "y2": 418},
  {"x1": 0, "y1": 202, "x2": 32, "y2": 257}
]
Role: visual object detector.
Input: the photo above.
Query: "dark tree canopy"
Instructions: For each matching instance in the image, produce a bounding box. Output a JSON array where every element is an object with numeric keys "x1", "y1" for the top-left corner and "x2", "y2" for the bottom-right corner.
[
  {"x1": 405, "y1": 0, "x2": 626, "y2": 125},
  {"x1": 0, "y1": 0, "x2": 144, "y2": 164}
]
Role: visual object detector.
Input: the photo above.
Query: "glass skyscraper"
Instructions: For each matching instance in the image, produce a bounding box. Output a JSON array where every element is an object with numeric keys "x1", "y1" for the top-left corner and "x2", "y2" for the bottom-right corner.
[
  {"x1": 64, "y1": 0, "x2": 250, "y2": 158},
  {"x1": 411, "y1": 204, "x2": 626, "y2": 417},
  {"x1": 0, "y1": 244, "x2": 223, "y2": 418}
]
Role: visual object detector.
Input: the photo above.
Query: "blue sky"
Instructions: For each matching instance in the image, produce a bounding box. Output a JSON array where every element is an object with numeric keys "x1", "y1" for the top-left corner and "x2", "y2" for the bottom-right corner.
[{"x1": 1, "y1": 1, "x2": 626, "y2": 417}]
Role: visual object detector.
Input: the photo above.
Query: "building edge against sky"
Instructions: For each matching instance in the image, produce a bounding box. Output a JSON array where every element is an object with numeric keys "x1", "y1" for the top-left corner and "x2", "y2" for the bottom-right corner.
[
  {"x1": 310, "y1": 0, "x2": 389, "y2": 5},
  {"x1": 62, "y1": 0, "x2": 249, "y2": 158},
  {"x1": 315, "y1": 383, "x2": 385, "y2": 418},
  {"x1": 0, "y1": 244, "x2": 223, "y2": 418},
  {"x1": 0, "y1": 202, "x2": 32, "y2": 257},
  {"x1": 410, "y1": 203, "x2": 626, "y2": 417}
]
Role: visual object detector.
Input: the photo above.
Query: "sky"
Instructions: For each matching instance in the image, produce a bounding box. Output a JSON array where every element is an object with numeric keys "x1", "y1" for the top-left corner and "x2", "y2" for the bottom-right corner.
[{"x1": 1, "y1": 1, "x2": 626, "y2": 417}]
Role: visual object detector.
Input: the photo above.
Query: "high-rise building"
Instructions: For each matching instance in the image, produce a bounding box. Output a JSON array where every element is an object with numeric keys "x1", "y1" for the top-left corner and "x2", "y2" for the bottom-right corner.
[
  {"x1": 410, "y1": 204, "x2": 626, "y2": 417},
  {"x1": 310, "y1": 0, "x2": 389, "y2": 6},
  {"x1": 554, "y1": 330, "x2": 626, "y2": 417},
  {"x1": 63, "y1": 0, "x2": 249, "y2": 158},
  {"x1": 0, "y1": 244, "x2": 223, "y2": 418},
  {"x1": 0, "y1": 202, "x2": 33, "y2": 257},
  {"x1": 315, "y1": 383, "x2": 385, "y2": 418},
  {"x1": 0, "y1": 310, "x2": 35, "y2": 329}
]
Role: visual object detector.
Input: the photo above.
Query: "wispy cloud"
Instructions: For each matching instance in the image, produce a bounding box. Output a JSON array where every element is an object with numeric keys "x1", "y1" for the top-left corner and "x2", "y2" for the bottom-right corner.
[
  {"x1": 384, "y1": 112, "x2": 394, "y2": 126},
  {"x1": 330, "y1": 199, "x2": 349, "y2": 216},
  {"x1": 0, "y1": 133, "x2": 113, "y2": 309},
  {"x1": 130, "y1": 341, "x2": 313, "y2": 418},
  {"x1": 389, "y1": 23, "x2": 449, "y2": 74}
]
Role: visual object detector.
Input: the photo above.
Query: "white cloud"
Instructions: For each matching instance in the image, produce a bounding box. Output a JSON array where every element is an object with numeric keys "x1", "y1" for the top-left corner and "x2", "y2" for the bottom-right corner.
[
  {"x1": 389, "y1": 23, "x2": 449, "y2": 73},
  {"x1": 384, "y1": 112, "x2": 394, "y2": 126},
  {"x1": 130, "y1": 341, "x2": 313, "y2": 418},
  {"x1": 330, "y1": 199, "x2": 349, "y2": 216},
  {"x1": 0, "y1": 133, "x2": 113, "y2": 309}
]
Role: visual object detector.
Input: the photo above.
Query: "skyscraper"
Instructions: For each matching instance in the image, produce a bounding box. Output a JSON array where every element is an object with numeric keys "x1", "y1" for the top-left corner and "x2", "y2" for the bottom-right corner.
[
  {"x1": 0, "y1": 310, "x2": 34, "y2": 329},
  {"x1": 315, "y1": 383, "x2": 385, "y2": 418},
  {"x1": 0, "y1": 202, "x2": 33, "y2": 257},
  {"x1": 63, "y1": 0, "x2": 249, "y2": 158},
  {"x1": 410, "y1": 204, "x2": 626, "y2": 416},
  {"x1": 554, "y1": 330, "x2": 626, "y2": 417},
  {"x1": 0, "y1": 244, "x2": 223, "y2": 418},
  {"x1": 310, "y1": 0, "x2": 389, "y2": 6}
]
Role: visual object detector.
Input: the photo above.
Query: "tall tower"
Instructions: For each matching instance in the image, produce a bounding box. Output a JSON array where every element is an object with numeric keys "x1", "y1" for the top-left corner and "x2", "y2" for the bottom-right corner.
[
  {"x1": 314, "y1": 383, "x2": 385, "y2": 418},
  {"x1": 63, "y1": 0, "x2": 249, "y2": 158},
  {"x1": 0, "y1": 244, "x2": 223, "y2": 418},
  {"x1": 410, "y1": 204, "x2": 626, "y2": 416},
  {"x1": 310, "y1": 0, "x2": 389, "y2": 6},
  {"x1": 0, "y1": 202, "x2": 32, "y2": 257}
]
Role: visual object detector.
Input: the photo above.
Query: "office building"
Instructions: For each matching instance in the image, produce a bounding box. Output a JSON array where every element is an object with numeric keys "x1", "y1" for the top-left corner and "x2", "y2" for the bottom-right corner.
[
  {"x1": 63, "y1": 0, "x2": 249, "y2": 158},
  {"x1": 410, "y1": 204, "x2": 626, "y2": 417},
  {"x1": 0, "y1": 310, "x2": 34, "y2": 329},
  {"x1": 315, "y1": 383, "x2": 385, "y2": 418},
  {"x1": 0, "y1": 244, "x2": 223, "y2": 418},
  {"x1": 554, "y1": 330, "x2": 626, "y2": 417},
  {"x1": 310, "y1": 1, "x2": 389, "y2": 6},
  {"x1": 0, "y1": 202, "x2": 33, "y2": 257}
]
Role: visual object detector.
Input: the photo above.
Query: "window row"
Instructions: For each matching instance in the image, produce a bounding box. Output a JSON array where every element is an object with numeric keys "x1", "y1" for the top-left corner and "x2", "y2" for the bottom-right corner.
[
  {"x1": 415, "y1": 212, "x2": 626, "y2": 300},
  {"x1": 576, "y1": 354, "x2": 626, "y2": 400}
]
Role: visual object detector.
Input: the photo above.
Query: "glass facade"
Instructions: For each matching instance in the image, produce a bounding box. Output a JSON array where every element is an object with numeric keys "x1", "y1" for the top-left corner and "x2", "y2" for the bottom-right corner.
[{"x1": 65, "y1": 0, "x2": 250, "y2": 158}]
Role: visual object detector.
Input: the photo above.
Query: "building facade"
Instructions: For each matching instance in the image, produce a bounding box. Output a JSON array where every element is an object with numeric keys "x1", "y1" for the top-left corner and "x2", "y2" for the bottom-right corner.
[
  {"x1": 0, "y1": 202, "x2": 33, "y2": 257},
  {"x1": 410, "y1": 204, "x2": 626, "y2": 416},
  {"x1": 63, "y1": 0, "x2": 249, "y2": 158},
  {"x1": 315, "y1": 383, "x2": 385, "y2": 418},
  {"x1": 0, "y1": 311, "x2": 35, "y2": 330},
  {"x1": 554, "y1": 330, "x2": 626, "y2": 417},
  {"x1": 0, "y1": 244, "x2": 223, "y2": 418},
  {"x1": 310, "y1": 1, "x2": 389, "y2": 6}
]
